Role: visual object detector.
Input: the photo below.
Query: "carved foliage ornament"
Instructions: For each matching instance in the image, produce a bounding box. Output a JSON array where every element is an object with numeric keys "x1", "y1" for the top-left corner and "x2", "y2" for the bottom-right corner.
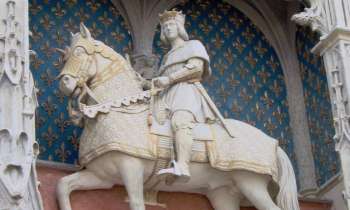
[{"x1": 291, "y1": 0, "x2": 329, "y2": 37}]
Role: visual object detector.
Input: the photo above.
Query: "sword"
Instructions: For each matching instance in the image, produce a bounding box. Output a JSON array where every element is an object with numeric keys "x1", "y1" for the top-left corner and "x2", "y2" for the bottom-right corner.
[
  {"x1": 194, "y1": 82, "x2": 235, "y2": 138},
  {"x1": 148, "y1": 80, "x2": 164, "y2": 126}
]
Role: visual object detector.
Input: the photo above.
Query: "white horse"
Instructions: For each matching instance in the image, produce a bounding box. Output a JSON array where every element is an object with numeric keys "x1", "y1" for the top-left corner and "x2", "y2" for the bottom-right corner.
[{"x1": 56, "y1": 24, "x2": 300, "y2": 210}]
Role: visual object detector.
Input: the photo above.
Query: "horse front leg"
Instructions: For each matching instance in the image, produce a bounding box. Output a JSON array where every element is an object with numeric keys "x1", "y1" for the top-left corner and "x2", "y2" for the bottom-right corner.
[
  {"x1": 117, "y1": 155, "x2": 146, "y2": 210},
  {"x1": 56, "y1": 169, "x2": 114, "y2": 210}
]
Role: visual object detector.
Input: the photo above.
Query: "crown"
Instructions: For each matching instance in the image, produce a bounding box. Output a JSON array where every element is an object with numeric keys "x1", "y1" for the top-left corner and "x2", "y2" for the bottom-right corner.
[{"x1": 159, "y1": 10, "x2": 185, "y2": 25}]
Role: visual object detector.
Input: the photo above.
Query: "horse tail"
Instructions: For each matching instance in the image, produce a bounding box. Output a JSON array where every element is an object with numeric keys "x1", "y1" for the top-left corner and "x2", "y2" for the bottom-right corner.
[{"x1": 276, "y1": 147, "x2": 300, "y2": 210}]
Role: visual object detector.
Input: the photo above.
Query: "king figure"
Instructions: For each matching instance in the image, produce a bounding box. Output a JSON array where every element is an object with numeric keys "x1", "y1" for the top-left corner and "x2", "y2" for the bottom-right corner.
[{"x1": 153, "y1": 10, "x2": 218, "y2": 182}]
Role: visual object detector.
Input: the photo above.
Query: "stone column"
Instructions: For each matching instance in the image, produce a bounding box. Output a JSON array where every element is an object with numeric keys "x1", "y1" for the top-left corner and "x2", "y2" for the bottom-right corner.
[
  {"x1": 293, "y1": 0, "x2": 350, "y2": 208},
  {"x1": 111, "y1": 0, "x2": 182, "y2": 79},
  {"x1": 0, "y1": 0, "x2": 43, "y2": 209}
]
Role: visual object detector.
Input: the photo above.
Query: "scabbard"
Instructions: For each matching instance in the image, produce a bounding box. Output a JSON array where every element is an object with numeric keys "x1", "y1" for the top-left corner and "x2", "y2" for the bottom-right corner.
[{"x1": 194, "y1": 82, "x2": 235, "y2": 138}]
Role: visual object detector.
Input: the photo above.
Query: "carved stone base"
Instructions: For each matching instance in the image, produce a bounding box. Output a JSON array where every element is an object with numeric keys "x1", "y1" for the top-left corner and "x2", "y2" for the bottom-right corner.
[{"x1": 37, "y1": 165, "x2": 332, "y2": 210}]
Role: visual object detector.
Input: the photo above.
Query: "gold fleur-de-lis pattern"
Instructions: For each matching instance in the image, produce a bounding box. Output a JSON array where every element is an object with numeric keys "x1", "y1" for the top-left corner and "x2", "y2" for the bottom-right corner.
[
  {"x1": 153, "y1": 0, "x2": 298, "y2": 175},
  {"x1": 296, "y1": 26, "x2": 339, "y2": 186},
  {"x1": 29, "y1": 0, "x2": 132, "y2": 164}
]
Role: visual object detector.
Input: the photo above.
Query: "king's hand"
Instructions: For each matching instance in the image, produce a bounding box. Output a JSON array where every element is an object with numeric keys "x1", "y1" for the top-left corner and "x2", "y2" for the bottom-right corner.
[{"x1": 153, "y1": 76, "x2": 170, "y2": 89}]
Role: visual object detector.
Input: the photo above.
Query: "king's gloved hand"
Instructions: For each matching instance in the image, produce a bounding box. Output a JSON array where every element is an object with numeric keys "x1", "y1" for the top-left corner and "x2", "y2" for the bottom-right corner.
[{"x1": 153, "y1": 76, "x2": 170, "y2": 89}]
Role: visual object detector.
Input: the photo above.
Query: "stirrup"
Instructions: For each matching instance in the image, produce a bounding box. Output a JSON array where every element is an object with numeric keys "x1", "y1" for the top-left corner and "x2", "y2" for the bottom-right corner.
[
  {"x1": 157, "y1": 160, "x2": 181, "y2": 176},
  {"x1": 157, "y1": 160, "x2": 191, "y2": 183}
]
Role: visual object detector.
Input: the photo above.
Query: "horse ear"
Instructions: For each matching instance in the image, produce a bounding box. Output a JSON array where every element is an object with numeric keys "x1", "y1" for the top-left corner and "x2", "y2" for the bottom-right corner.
[
  {"x1": 69, "y1": 31, "x2": 75, "y2": 43},
  {"x1": 80, "y1": 23, "x2": 91, "y2": 39}
]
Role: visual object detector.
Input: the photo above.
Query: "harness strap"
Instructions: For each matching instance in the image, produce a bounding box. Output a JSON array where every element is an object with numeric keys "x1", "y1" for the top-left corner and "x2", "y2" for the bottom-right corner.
[
  {"x1": 89, "y1": 58, "x2": 126, "y2": 89},
  {"x1": 83, "y1": 83, "x2": 101, "y2": 103}
]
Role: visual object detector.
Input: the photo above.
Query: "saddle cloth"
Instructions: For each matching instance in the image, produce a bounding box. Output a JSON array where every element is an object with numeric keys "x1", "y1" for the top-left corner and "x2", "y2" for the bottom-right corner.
[
  {"x1": 150, "y1": 118, "x2": 279, "y2": 182},
  {"x1": 79, "y1": 107, "x2": 279, "y2": 182}
]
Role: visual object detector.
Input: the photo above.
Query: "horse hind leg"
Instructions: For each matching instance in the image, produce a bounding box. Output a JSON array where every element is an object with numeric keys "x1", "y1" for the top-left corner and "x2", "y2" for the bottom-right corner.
[
  {"x1": 56, "y1": 169, "x2": 114, "y2": 210},
  {"x1": 206, "y1": 186, "x2": 241, "y2": 210},
  {"x1": 232, "y1": 170, "x2": 280, "y2": 210}
]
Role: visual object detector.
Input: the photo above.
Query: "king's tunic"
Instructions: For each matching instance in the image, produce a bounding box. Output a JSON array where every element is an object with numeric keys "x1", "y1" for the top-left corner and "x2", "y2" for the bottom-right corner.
[{"x1": 154, "y1": 40, "x2": 215, "y2": 124}]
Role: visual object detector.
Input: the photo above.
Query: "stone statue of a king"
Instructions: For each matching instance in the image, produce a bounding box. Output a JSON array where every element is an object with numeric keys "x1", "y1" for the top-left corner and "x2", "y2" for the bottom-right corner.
[
  {"x1": 153, "y1": 10, "x2": 226, "y2": 182},
  {"x1": 56, "y1": 11, "x2": 300, "y2": 210}
]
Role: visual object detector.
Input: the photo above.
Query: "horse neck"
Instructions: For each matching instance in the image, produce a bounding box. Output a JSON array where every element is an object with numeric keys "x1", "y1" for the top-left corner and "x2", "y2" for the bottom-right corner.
[{"x1": 88, "y1": 54, "x2": 143, "y2": 103}]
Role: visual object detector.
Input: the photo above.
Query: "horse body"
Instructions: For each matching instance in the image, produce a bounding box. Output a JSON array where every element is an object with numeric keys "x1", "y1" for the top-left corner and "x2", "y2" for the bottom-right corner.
[
  {"x1": 57, "y1": 149, "x2": 276, "y2": 210},
  {"x1": 85, "y1": 151, "x2": 234, "y2": 193},
  {"x1": 56, "y1": 24, "x2": 299, "y2": 210}
]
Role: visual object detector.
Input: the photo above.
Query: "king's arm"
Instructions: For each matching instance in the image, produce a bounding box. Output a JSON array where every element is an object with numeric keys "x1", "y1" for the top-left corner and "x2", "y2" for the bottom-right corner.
[
  {"x1": 153, "y1": 58, "x2": 204, "y2": 88},
  {"x1": 168, "y1": 58, "x2": 204, "y2": 84}
]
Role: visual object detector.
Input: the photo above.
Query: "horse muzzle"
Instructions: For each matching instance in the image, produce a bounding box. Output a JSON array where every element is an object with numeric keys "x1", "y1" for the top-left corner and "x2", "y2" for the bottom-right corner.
[{"x1": 59, "y1": 74, "x2": 78, "y2": 96}]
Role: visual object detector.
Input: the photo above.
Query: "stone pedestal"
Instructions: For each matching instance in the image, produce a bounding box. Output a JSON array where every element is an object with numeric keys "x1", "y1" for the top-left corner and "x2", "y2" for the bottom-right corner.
[{"x1": 38, "y1": 165, "x2": 332, "y2": 210}]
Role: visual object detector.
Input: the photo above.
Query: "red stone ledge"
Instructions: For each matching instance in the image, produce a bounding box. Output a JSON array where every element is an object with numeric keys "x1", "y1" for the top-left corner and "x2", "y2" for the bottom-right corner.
[{"x1": 37, "y1": 166, "x2": 332, "y2": 210}]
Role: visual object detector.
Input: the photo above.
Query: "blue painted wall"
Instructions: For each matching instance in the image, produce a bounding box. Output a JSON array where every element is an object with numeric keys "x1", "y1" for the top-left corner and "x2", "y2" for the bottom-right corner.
[
  {"x1": 29, "y1": 0, "x2": 132, "y2": 164},
  {"x1": 296, "y1": 26, "x2": 340, "y2": 185},
  {"x1": 153, "y1": 0, "x2": 298, "y2": 174}
]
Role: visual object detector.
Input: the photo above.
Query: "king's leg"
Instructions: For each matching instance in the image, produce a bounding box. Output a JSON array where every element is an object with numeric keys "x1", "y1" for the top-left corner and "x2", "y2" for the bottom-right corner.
[{"x1": 158, "y1": 110, "x2": 194, "y2": 182}]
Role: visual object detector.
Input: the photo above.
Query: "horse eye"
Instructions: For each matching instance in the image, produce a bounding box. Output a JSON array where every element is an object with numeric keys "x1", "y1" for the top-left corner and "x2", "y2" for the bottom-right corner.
[{"x1": 74, "y1": 47, "x2": 85, "y2": 56}]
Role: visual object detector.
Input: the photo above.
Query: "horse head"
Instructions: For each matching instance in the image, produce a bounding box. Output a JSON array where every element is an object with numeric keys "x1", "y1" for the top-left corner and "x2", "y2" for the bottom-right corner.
[{"x1": 57, "y1": 23, "x2": 127, "y2": 97}]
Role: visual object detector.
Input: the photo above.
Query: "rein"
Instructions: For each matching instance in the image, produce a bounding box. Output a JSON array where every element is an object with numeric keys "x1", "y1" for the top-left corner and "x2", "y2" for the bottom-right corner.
[{"x1": 73, "y1": 58, "x2": 128, "y2": 119}]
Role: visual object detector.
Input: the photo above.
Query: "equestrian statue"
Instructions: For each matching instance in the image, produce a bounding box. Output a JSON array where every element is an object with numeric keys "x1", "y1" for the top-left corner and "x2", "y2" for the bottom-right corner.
[{"x1": 56, "y1": 10, "x2": 300, "y2": 210}]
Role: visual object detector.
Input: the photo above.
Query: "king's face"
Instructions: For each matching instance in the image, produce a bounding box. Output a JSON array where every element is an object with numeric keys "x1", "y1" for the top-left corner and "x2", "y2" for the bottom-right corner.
[{"x1": 162, "y1": 19, "x2": 179, "y2": 41}]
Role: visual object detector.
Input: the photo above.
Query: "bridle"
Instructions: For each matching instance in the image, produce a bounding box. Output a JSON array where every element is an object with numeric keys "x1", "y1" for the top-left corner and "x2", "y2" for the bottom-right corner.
[{"x1": 59, "y1": 37, "x2": 127, "y2": 124}]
